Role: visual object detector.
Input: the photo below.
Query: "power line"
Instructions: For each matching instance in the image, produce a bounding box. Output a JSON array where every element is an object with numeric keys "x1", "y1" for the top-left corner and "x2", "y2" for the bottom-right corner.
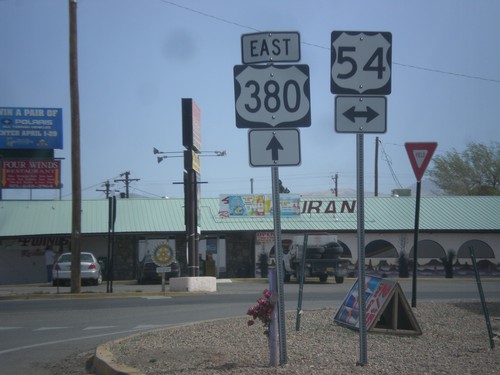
[
  {"x1": 159, "y1": 0, "x2": 260, "y2": 32},
  {"x1": 159, "y1": 1, "x2": 500, "y2": 84},
  {"x1": 393, "y1": 62, "x2": 500, "y2": 84},
  {"x1": 379, "y1": 141, "x2": 403, "y2": 189}
]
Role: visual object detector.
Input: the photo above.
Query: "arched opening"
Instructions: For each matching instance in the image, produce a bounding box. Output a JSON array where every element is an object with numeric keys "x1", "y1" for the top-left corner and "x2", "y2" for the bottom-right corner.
[
  {"x1": 409, "y1": 240, "x2": 446, "y2": 259},
  {"x1": 364, "y1": 240, "x2": 398, "y2": 274},
  {"x1": 456, "y1": 240, "x2": 497, "y2": 274},
  {"x1": 457, "y1": 240, "x2": 494, "y2": 259},
  {"x1": 366, "y1": 240, "x2": 398, "y2": 257},
  {"x1": 409, "y1": 240, "x2": 447, "y2": 275}
]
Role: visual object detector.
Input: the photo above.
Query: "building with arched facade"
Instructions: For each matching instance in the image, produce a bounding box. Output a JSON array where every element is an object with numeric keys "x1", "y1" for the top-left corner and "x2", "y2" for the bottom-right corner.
[{"x1": 0, "y1": 195, "x2": 498, "y2": 284}]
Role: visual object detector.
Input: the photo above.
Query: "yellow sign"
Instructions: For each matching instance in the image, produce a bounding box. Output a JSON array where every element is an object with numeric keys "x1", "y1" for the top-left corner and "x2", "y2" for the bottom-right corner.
[
  {"x1": 192, "y1": 151, "x2": 201, "y2": 173},
  {"x1": 151, "y1": 242, "x2": 175, "y2": 266}
]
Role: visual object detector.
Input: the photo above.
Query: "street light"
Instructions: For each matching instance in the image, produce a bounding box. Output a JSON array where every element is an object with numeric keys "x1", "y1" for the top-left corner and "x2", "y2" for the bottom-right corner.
[
  {"x1": 153, "y1": 147, "x2": 227, "y2": 163},
  {"x1": 153, "y1": 147, "x2": 184, "y2": 163},
  {"x1": 203, "y1": 150, "x2": 227, "y2": 157},
  {"x1": 156, "y1": 155, "x2": 184, "y2": 163}
]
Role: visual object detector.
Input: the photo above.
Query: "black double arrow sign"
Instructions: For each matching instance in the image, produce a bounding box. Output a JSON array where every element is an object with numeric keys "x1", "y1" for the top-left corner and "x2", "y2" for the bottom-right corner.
[{"x1": 343, "y1": 106, "x2": 379, "y2": 123}]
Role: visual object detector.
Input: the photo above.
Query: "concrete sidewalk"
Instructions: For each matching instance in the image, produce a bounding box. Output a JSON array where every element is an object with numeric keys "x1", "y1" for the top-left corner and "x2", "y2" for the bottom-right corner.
[{"x1": 0, "y1": 279, "x2": 238, "y2": 300}]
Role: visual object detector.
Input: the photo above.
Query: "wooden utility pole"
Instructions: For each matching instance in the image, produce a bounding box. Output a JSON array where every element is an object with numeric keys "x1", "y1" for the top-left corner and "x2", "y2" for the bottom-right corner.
[
  {"x1": 114, "y1": 171, "x2": 140, "y2": 198},
  {"x1": 96, "y1": 180, "x2": 113, "y2": 198},
  {"x1": 69, "y1": 0, "x2": 82, "y2": 293}
]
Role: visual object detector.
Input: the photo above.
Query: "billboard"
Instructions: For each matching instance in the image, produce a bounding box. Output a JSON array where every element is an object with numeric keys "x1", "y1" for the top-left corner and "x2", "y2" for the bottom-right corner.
[
  {"x1": 219, "y1": 194, "x2": 301, "y2": 217},
  {"x1": 0, "y1": 107, "x2": 63, "y2": 149},
  {"x1": 1, "y1": 159, "x2": 61, "y2": 189}
]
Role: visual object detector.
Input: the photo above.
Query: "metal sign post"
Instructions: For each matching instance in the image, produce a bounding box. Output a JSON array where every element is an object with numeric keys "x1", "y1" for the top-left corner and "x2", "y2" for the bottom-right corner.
[
  {"x1": 411, "y1": 180, "x2": 421, "y2": 308},
  {"x1": 469, "y1": 247, "x2": 495, "y2": 349},
  {"x1": 356, "y1": 134, "x2": 368, "y2": 365},
  {"x1": 271, "y1": 166, "x2": 288, "y2": 365},
  {"x1": 295, "y1": 234, "x2": 309, "y2": 331}
]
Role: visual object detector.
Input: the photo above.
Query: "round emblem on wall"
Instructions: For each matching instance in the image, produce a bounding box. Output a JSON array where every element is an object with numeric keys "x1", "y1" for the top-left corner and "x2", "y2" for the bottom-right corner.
[{"x1": 151, "y1": 242, "x2": 175, "y2": 266}]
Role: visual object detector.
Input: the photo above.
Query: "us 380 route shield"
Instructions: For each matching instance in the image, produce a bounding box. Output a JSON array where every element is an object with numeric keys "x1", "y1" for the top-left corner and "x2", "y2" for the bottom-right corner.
[{"x1": 234, "y1": 64, "x2": 311, "y2": 128}]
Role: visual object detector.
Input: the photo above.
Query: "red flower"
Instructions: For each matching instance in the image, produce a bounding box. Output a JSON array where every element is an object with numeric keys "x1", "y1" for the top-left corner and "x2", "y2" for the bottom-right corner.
[{"x1": 246, "y1": 289, "x2": 275, "y2": 336}]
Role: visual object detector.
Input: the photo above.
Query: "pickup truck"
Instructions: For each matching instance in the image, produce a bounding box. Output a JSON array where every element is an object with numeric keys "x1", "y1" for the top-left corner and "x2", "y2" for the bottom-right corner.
[{"x1": 271, "y1": 240, "x2": 348, "y2": 283}]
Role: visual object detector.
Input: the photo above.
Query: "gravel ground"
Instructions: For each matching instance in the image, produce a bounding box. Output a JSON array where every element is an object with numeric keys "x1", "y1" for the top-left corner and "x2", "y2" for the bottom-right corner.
[{"x1": 86, "y1": 300, "x2": 500, "y2": 375}]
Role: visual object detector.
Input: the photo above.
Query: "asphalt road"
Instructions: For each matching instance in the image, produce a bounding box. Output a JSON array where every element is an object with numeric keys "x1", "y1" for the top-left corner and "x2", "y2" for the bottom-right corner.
[{"x1": 0, "y1": 278, "x2": 498, "y2": 374}]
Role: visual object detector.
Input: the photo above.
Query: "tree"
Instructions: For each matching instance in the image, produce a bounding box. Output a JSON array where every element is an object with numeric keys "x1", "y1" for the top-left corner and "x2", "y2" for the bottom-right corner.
[{"x1": 428, "y1": 142, "x2": 500, "y2": 196}]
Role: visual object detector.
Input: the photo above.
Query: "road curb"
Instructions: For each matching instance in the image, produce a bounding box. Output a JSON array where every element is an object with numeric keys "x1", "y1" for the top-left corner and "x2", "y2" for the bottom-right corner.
[{"x1": 94, "y1": 340, "x2": 144, "y2": 375}]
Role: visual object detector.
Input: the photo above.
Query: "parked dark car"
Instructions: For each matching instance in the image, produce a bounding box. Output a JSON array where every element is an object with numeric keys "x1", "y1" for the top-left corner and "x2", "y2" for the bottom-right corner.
[{"x1": 137, "y1": 256, "x2": 180, "y2": 284}]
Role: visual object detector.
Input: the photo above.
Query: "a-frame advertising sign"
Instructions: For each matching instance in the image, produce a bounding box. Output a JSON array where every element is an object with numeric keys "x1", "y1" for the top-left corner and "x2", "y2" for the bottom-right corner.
[{"x1": 334, "y1": 276, "x2": 422, "y2": 335}]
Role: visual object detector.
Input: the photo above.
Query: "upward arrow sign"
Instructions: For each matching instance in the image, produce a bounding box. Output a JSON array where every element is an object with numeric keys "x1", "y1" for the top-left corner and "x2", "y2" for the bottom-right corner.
[
  {"x1": 266, "y1": 135, "x2": 284, "y2": 161},
  {"x1": 248, "y1": 128, "x2": 300, "y2": 167}
]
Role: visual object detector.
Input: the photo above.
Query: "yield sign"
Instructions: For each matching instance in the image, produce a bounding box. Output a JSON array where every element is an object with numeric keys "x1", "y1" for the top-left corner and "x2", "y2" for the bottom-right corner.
[{"x1": 405, "y1": 142, "x2": 438, "y2": 181}]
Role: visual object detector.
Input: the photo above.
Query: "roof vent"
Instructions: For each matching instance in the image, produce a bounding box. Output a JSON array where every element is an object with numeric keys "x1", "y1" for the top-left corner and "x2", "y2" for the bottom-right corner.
[{"x1": 391, "y1": 189, "x2": 411, "y2": 197}]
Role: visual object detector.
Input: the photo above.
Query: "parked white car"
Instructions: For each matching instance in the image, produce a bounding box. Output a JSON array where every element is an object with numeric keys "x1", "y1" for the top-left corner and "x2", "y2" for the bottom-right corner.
[{"x1": 52, "y1": 252, "x2": 102, "y2": 286}]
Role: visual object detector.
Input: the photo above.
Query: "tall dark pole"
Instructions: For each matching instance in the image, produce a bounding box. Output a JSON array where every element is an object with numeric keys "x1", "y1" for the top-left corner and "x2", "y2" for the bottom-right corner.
[
  {"x1": 374, "y1": 137, "x2": 379, "y2": 196},
  {"x1": 188, "y1": 167, "x2": 197, "y2": 276},
  {"x1": 411, "y1": 180, "x2": 421, "y2": 307},
  {"x1": 183, "y1": 151, "x2": 198, "y2": 277},
  {"x1": 107, "y1": 196, "x2": 116, "y2": 293},
  {"x1": 334, "y1": 173, "x2": 338, "y2": 197},
  {"x1": 182, "y1": 99, "x2": 201, "y2": 277},
  {"x1": 69, "y1": 0, "x2": 81, "y2": 294}
]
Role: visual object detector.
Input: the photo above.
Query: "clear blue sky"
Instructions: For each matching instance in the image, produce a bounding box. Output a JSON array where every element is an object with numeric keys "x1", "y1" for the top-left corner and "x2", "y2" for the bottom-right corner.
[{"x1": 1, "y1": 0, "x2": 499, "y2": 200}]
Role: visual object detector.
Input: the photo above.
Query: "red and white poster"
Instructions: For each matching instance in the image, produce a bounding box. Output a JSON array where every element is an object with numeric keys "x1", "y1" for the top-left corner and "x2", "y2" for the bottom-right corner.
[{"x1": 1, "y1": 159, "x2": 61, "y2": 189}]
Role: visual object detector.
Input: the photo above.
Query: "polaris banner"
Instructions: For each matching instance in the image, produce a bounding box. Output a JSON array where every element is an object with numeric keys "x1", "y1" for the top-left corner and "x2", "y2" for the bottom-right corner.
[{"x1": 0, "y1": 107, "x2": 63, "y2": 149}]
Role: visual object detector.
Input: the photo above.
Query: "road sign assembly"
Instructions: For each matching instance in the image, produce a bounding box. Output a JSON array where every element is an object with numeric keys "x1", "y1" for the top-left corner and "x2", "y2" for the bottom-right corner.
[
  {"x1": 235, "y1": 30, "x2": 308, "y2": 366},
  {"x1": 330, "y1": 30, "x2": 393, "y2": 366}
]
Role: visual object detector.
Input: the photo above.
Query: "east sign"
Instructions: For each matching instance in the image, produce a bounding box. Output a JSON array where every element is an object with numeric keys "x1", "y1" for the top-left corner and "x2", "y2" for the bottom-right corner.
[{"x1": 241, "y1": 31, "x2": 300, "y2": 64}]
